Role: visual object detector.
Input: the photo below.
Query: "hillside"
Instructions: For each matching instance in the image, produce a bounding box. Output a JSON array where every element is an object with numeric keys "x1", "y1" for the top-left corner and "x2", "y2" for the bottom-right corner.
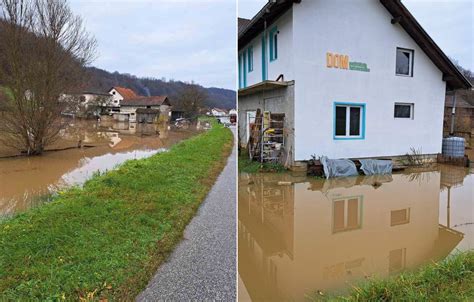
[{"x1": 82, "y1": 67, "x2": 236, "y2": 109}]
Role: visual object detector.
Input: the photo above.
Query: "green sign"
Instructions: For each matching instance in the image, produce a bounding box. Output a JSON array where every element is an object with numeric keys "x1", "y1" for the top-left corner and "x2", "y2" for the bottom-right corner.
[{"x1": 349, "y1": 61, "x2": 370, "y2": 72}]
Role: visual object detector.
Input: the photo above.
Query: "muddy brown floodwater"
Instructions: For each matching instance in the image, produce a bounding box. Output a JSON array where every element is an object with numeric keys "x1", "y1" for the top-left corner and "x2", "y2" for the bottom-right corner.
[
  {"x1": 0, "y1": 120, "x2": 201, "y2": 216},
  {"x1": 238, "y1": 165, "x2": 474, "y2": 301}
]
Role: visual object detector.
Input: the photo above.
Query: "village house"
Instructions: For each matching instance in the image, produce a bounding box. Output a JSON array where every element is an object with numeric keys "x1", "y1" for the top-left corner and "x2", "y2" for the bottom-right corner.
[
  {"x1": 107, "y1": 86, "x2": 138, "y2": 113},
  {"x1": 118, "y1": 96, "x2": 171, "y2": 123},
  {"x1": 211, "y1": 108, "x2": 228, "y2": 117},
  {"x1": 238, "y1": 0, "x2": 472, "y2": 166},
  {"x1": 60, "y1": 91, "x2": 112, "y2": 118}
]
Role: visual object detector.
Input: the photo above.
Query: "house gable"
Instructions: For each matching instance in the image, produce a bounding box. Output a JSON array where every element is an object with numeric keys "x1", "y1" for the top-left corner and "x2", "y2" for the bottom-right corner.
[{"x1": 238, "y1": 0, "x2": 471, "y2": 90}]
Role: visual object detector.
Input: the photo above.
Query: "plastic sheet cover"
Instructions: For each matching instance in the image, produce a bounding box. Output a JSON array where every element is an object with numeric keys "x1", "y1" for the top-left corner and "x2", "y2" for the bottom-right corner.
[
  {"x1": 320, "y1": 156, "x2": 358, "y2": 178},
  {"x1": 359, "y1": 159, "x2": 392, "y2": 176}
]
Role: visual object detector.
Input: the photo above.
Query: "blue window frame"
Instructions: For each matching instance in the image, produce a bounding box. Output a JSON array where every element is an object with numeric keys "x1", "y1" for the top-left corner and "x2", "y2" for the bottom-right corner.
[
  {"x1": 269, "y1": 26, "x2": 278, "y2": 62},
  {"x1": 333, "y1": 102, "x2": 366, "y2": 140},
  {"x1": 248, "y1": 46, "x2": 253, "y2": 72}
]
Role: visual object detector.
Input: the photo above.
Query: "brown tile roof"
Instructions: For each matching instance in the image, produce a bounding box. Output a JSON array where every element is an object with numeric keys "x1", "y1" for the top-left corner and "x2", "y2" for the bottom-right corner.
[
  {"x1": 121, "y1": 96, "x2": 170, "y2": 107},
  {"x1": 112, "y1": 86, "x2": 138, "y2": 100}
]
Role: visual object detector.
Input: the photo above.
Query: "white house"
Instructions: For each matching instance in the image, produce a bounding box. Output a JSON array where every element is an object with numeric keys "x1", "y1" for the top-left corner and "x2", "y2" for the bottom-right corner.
[
  {"x1": 108, "y1": 86, "x2": 138, "y2": 112},
  {"x1": 211, "y1": 108, "x2": 228, "y2": 117},
  {"x1": 60, "y1": 91, "x2": 112, "y2": 117},
  {"x1": 238, "y1": 0, "x2": 471, "y2": 165}
]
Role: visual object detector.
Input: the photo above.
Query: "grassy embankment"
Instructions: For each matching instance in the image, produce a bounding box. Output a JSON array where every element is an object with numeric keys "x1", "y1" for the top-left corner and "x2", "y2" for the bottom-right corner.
[
  {"x1": 0, "y1": 121, "x2": 233, "y2": 300},
  {"x1": 311, "y1": 251, "x2": 474, "y2": 302}
]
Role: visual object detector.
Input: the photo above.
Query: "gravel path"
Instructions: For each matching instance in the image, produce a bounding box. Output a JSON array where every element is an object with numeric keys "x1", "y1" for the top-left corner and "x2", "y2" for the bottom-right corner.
[{"x1": 137, "y1": 127, "x2": 236, "y2": 301}]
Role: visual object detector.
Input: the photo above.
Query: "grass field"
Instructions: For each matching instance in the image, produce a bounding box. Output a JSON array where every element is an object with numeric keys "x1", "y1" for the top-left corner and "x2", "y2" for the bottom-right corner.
[
  {"x1": 0, "y1": 121, "x2": 233, "y2": 300},
  {"x1": 311, "y1": 251, "x2": 474, "y2": 302}
]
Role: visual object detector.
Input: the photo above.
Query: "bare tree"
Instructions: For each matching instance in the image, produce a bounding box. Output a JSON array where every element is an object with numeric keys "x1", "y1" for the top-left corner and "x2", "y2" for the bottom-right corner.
[
  {"x1": 177, "y1": 84, "x2": 208, "y2": 119},
  {"x1": 0, "y1": 0, "x2": 96, "y2": 155}
]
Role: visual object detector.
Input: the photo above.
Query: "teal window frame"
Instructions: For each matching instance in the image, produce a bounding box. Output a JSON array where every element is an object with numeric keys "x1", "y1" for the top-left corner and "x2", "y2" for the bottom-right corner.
[
  {"x1": 333, "y1": 102, "x2": 366, "y2": 140},
  {"x1": 269, "y1": 26, "x2": 278, "y2": 62},
  {"x1": 248, "y1": 46, "x2": 254, "y2": 72}
]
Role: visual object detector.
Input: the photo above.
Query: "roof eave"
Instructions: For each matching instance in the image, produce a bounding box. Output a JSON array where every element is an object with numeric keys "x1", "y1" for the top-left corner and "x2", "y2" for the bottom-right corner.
[{"x1": 238, "y1": 0, "x2": 298, "y2": 50}]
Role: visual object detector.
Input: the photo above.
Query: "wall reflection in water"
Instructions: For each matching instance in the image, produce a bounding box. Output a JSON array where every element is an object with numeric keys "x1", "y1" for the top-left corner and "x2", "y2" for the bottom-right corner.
[{"x1": 238, "y1": 165, "x2": 473, "y2": 301}]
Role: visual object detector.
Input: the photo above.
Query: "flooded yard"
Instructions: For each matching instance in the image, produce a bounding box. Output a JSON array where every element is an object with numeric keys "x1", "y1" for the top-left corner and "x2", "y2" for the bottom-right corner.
[
  {"x1": 238, "y1": 165, "x2": 474, "y2": 301},
  {"x1": 0, "y1": 120, "x2": 201, "y2": 216}
]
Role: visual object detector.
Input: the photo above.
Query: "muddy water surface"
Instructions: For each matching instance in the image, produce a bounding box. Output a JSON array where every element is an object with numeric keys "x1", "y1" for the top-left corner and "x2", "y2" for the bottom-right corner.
[
  {"x1": 238, "y1": 165, "x2": 474, "y2": 301},
  {"x1": 0, "y1": 120, "x2": 200, "y2": 216}
]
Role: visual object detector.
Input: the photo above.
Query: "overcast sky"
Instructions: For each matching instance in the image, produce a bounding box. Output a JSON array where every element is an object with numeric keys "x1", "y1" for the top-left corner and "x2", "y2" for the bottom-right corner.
[
  {"x1": 239, "y1": 0, "x2": 473, "y2": 71},
  {"x1": 70, "y1": 0, "x2": 236, "y2": 90}
]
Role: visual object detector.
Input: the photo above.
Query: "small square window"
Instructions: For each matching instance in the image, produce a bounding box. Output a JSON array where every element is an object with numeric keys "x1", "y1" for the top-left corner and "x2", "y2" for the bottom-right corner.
[
  {"x1": 396, "y1": 48, "x2": 414, "y2": 76},
  {"x1": 391, "y1": 208, "x2": 410, "y2": 226},
  {"x1": 394, "y1": 103, "x2": 414, "y2": 119}
]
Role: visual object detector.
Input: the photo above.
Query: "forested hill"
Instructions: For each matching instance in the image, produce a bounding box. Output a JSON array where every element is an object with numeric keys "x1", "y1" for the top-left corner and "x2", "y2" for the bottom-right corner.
[{"x1": 82, "y1": 67, "x2": 236, "y2": 109}]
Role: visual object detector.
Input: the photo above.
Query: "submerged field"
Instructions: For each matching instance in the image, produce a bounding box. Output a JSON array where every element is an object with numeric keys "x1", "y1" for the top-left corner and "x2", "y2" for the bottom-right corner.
[{"x1": 0, "y1": 121, "x2": 233, "y2": 300}]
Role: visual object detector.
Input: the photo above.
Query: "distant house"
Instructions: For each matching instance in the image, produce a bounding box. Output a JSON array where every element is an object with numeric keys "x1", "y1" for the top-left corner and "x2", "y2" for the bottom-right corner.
[
  {"x1": 229, "y1": 108, "x2": 237, "y2": 124},
  {"x1": 169, "y1": 100, "x2": 186, "y2": 121},
  {"x1": 108, "y1": 87, "x2": 138, "y2": 112},
  {"x1": 60, "y1": 91, "x2": 112, "y2": 118},
  {"x1": 118, "y1": 96, "x2": 171, "y2": 123},
  {"x1": 211, "y1": 108, "x2": 227, "y2": 116}
]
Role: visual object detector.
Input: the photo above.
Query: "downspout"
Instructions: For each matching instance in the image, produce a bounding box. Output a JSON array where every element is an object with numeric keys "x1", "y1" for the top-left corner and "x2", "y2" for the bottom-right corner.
[
  {"x1": 450, "y1": 90, "x2": 456, "y2": 135},
  {"x1": 263, "y1": 18, "x2": 268, "y2": 81}
]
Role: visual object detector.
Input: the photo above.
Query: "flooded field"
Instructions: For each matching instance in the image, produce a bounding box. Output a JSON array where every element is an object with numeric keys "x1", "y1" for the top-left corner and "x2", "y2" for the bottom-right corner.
[
  {"x1": 238, "y1": 165, "x2": 474, "y2": 301},
  {"x1": 0, "y1": 120, "x2": 201, "y2": 216}
]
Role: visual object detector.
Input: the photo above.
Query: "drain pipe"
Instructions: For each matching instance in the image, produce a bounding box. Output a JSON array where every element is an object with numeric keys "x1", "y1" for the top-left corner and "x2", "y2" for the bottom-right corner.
[{"x1": 450, "y1": 90, "x2": 457, "y2": 136}]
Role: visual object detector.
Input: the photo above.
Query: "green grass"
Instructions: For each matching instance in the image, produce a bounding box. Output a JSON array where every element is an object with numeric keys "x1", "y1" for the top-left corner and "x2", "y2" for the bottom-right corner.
[
  {"x1": 310, "y1": 251, "x2": 474, "y2": 302},
  {"x1": 0, "y1": 122, "x2": 233, "y2": 300},
  {"x1": 238, "y1": 150, "x2": 286, "y2": 173}
]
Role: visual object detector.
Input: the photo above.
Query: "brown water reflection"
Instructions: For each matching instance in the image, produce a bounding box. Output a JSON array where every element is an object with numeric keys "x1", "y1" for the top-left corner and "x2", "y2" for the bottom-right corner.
[
  {"x1": 0, "y1": 120, "x2": 200, "y2": 216},
  {"x1": 238, "y1": 165, "x2": 473, "y2": 301}
]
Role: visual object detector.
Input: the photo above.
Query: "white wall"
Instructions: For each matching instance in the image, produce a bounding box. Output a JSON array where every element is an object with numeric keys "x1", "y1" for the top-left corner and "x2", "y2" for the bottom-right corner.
[
  {"x1": 292, "y1": 0, "x2": 446, "y2": 160},
  {"x1": 239, "y1": 9, "x2": 294, "y2": 88},
  {"x1": 108, "y1": 88, "x2": 123, "y2": 107}
]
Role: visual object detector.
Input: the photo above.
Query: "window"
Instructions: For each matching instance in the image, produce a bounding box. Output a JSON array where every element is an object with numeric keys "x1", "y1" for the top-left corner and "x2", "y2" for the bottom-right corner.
[
  {"x1": 391, "y1": 208, "x2": 410, "y2": 226},
  {"x1": 394, "y1": 103, "x2": 414, "y2": 119},
  {"x1": 396, "y1": 48, "x2": 414, "y2": 76},
  {"x1": 246, "y1": 111, "x2": 256, "y2": 143},
  {"x1": 333, "y1": 196, "x2": 363, "y2": 233},
  {"x1": 269, "y1": 27, "x2": 278, "y2": 61},
  {"x1": 334, "y1": 103, "x2": 366, "y2": 139},
  {"x1": 248, "y1": 46, "x2": 253, "y2": 72},
  {"x1": 389, "y1": 248, "x2": 406, "y2": 274}
]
